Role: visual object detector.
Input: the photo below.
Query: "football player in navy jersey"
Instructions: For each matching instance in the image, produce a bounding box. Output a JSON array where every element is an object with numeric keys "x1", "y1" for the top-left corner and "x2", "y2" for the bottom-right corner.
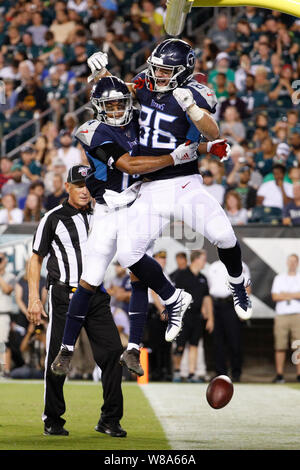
[
  {"x1": 51, "y1": 76, "x2": 230, "y2": 377},
  {"x1": 87, "y1": 39, "x2": 252, "y2": 368}
]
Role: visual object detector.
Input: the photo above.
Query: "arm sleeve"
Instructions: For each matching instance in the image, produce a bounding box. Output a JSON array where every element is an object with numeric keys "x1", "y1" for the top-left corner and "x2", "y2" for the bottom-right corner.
[
  {"x1": 32, "y1": 214, "x2": 55, "y2": 258},
  {"x1": 88, "y1": 142, "x2": 127, "y2": 168}
]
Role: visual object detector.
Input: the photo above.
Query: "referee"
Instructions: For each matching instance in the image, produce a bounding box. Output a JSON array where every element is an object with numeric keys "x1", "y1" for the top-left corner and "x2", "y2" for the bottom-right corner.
[{"x1": 27, "y1": 165, "x2": 126, "y2": 437}]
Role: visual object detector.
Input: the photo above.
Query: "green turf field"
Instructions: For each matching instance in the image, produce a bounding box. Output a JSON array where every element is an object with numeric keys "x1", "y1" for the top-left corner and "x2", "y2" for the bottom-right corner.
[{"x1": 0, "y1": 381, "x2": 170, "y2": 450}]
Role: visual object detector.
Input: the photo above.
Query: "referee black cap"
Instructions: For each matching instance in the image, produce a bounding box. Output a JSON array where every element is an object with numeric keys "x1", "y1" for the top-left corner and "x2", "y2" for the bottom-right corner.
[{"x1": 67, "y1": 165, "x2": 90, "y2": 184}]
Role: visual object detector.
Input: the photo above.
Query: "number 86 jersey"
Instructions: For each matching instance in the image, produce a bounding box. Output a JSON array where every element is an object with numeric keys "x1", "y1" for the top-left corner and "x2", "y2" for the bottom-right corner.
[{"x1": 132, "y1": 71, "x2": 218, "y2": 181}]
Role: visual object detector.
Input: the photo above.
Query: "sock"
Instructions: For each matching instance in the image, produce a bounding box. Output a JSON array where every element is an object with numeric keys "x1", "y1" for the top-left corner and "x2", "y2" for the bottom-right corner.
[
  {"x1": 128, "y1": 281, "x2": 149, "y2": 348},
  {"x1": 62, "y1": 285, "x2": 94, "y2": 347},
  {"x1": 218, "y1": 242, "x2": 243, "y2": 281},
  {"x1": 129, "y1": 254, "x2": 176, "y2": 301}
]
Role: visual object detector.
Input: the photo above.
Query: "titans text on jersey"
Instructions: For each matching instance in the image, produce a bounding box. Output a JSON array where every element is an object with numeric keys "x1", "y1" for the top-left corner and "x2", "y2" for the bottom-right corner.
[{"x1": 133, "y1": 71, "x2": 217, "y2": 181}]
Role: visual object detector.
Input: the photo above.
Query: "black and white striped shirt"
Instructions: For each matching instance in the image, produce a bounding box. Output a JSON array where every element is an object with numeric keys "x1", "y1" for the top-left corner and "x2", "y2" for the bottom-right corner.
[{"x1": 32, "y1": 200, "x2": 93, "y2": 287}]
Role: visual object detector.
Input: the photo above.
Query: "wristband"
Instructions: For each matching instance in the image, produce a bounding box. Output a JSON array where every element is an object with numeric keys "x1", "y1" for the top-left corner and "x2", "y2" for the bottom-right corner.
[{"x1": 187, "y1": 104, "x2": 204, "y2": 122}]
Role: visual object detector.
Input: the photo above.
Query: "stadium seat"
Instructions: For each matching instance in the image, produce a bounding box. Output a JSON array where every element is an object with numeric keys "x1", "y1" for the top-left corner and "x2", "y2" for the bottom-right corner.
[{"x1": 248, "y1": 206, "x2": 282, "y2": 225}]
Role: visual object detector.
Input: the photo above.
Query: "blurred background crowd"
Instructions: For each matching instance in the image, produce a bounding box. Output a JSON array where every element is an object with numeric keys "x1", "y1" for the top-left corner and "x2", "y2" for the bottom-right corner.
[
  {"x1": 0, "y1": 1, "x2": 299, "y2": 225},
  {"x1": 0, "y1": 1, "x2": 300, "y2": 383}
]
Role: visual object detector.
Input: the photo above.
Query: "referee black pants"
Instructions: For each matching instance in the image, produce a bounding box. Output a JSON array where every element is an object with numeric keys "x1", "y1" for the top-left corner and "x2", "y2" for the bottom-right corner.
[
  {"x1": 213, "y1": 299, "x2": 243, "y2": 380},
  {"x1": 44, "y1": 284, "x2": 124, "y2": 428}
]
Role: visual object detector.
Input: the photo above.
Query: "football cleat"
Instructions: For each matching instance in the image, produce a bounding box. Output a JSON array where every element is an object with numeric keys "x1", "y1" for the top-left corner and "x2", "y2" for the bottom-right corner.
[
  {"x1": 44, "y1": 424, "x2": 69, "y2": 436},
  {"x1": 51, "y1": 346, "x2": 73, "y2": 376},
  {"x1": 165, "y1": 289, "x2": 192, "y2": 342},
  {"x1": 95, "y1": 420, "x2": 127, "y2": 438},
  {"x1": 228, "y1": 280, "x2": 252, "y2": 320},
  {"x1": 120, "y1": 348, "x2": 144, "y2": 376}
]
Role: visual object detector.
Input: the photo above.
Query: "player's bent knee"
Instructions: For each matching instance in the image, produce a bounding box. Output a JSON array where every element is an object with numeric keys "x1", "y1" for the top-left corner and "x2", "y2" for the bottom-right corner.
[{"x1": 174, "y1": 346, "x2": 184, "y2": 356}]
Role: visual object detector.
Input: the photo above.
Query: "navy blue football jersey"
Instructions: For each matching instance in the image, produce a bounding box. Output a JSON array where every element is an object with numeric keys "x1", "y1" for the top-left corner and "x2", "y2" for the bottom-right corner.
[
  {"x1": 132, "y1": 71, "x2": 218, "y2": 180},
  {"x1": 75, "y1": 111, "x2": 140, "y2": 204}
]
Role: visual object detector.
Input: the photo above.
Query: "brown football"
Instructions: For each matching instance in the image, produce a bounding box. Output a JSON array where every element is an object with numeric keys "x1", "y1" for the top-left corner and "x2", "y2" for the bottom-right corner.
[{"x1": 206, "y1": 375, "x2": 234, "y2": 409}]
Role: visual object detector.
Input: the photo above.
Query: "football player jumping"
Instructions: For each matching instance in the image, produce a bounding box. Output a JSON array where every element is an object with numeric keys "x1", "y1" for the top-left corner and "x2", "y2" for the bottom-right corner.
[
  {"x1": 85, "y1": 39, "x2": 252, "y2": 374},
  {"x1": 51, "y1": 75, "x2": 230, "y2": 377}
]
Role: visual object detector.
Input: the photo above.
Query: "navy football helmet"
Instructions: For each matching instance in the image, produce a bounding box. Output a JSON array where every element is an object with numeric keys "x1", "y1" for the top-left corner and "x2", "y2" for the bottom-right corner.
[
  {"x1": 146, "y1": 39, "x2": 195, "y2": 93},
  {"x1": 91, "y1": 76, "x2": 133, "y2": 126}
]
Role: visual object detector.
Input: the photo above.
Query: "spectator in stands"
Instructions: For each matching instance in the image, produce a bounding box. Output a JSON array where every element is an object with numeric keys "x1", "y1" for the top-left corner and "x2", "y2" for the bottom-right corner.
[
  {"x1": 18, "y1": 145, "x2": 42, "y2": 183},
  {"x1": 208, "y1": 52, "x2": 235, "y2": 91},
  {"x1": 45, "y1": 173, "x2": 68, "y2": 210},
  {"x1": 18, "y1": 32, "x2": 41, "y2": 60},
  {"x1": 16, "y1": 76, "x2": 48, "y2": 112},
  {"x1": 89, "y1": 9, "x2": 123, "y2": 42},
  {"x1": 56, "y1": 130, "x2": 82, "y2": 171},
  {"x1": 207, "y1": 14, "x2": 236, "y2": 52},
  {"x1": 170, "y1": 252, "x2": 188, "y2": 282},
  {"x1": 272, "y1": 120, "x2": 289, "y2": 145},
  {"x1": 224, "y1": 190, "x2": 248, "y2": 225},
  {"x1": 0, "y1": 193, "x2": 23, "y2": 224},
  {"x1": 63, "y1": 113, "x2": 79, "y2": 140},
  {"x1": 288, "y1": 165, "x2": 300, "y2": 185},
  {"x1": 219, "y1": 82, "x2": 248, "y2": 120},
  {"x1": 239, "y1": 7, "x2": 263, "y2": 32},
  {"x1": 198, "y1": 39, "x2": 219, "y2": 74},
  {"x1": 39, "y1": 31, "x2": 58, "y2": 62},
  {"x1": 254, "y1": 66, "x2": 271, "y2": 94},
  {"x1": 34, "y1": 135, "x2": 50, "y2": 166},
  {"x1": 269, "y1": 64, "x2": 294, "y2": 110},
  {"x1": 111, "y1": 305, "x2": 130, "y2": 350},
  {"x1": 254, "y1": 136, "x2": 276, "y2": 177},
  {"x1": 276, "y1": 27, "x2": 299, "y2": 65},
  {"x1": 234, "y1": 55, "x2": 251, "y2": 92},
  {"x1": 44, "y1": 157, "x2": 67, "y2": 193},
  {"x1": 208, "y1": 159, "x2": 227, "y2": 186},
  {"x1": 238, "y1": 73, "x2": 268, "y2": 113},
  {"x1": 251, "y1": 39, "x2": 272, "y2": 74},
  {"x1": 23, "y1": 192, "x2": 44, "y2": 222},
  {"x1": 0, "y1": 157, "x2": 15, "y2": 190},
  {"x1": 98, "y1": 29, "x2": 125, "y2": 76},
  {"x1": 283, "y1": 182, "x2": 300, "y2": 226},
  {"x1": 288, "y1": 128, "x2": 300, "y2": 168},
  {"x1": 202, "y1": 169, "x2": 225, "y2": 205},
  {"x1": 140, "y1": 0, "x2": 164, "y2": 40},
  {"x1": 257, "y1": 162, "x2": 293, "y2": 210},
  {"x1": 271, "y1": 254, "x2": 300, "y2": 383},
  {"x1": 50, "y1": 9, "x2": 77, "y2": 44},
  {"x1": 1, "y1": 26, "x2": 22, "y2": 61},
  {"x1": 213, "y1": 72, "x2": 229, "y2": 102},
  {"x1": 227, "y1": 165, "x2": 257, "y2": 210},
  {"x1": 69, "y1": 44, "x2": 90, "y2": 82},
  {"x1": 236, "y1": 19, "x2": 255, "y2": 56},
  {"x1": 123, "y1": 3, "x2": 151, "y2": 47},
  {"x1": 220, "y1": 106, "x2": 246, "y2": 146},
  {"x1": 287, "y1": 111, "x2": 299, "y2": 142},
  {"x1": 27, "y1": 11, "x2": 48, "y2": 46},
  {"x1": 0, "y1": 252, "x2": 16, "y2": 375},
  {"x1": 1, "y1": 165, "x2": 30, "y2": 205}
]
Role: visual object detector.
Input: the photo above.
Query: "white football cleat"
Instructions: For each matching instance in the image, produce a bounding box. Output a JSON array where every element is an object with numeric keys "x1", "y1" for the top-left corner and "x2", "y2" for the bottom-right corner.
[
  {"x1": 165, "y1": 290, "x2": 192, "y2": 342},
  {"x1": 228, "y1": 280, "x2": 252, "y2": 320}
]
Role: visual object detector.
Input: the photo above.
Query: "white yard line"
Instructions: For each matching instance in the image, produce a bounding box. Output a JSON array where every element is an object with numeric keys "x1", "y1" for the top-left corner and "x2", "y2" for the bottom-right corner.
[{"x1": 141, "y1": 383, "x2": 300, "y2": 450}]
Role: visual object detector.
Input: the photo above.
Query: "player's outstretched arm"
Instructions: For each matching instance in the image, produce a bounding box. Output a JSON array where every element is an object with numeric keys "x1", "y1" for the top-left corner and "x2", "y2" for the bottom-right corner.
[
  {"x1": 89, "y1": 141, "x2": 198, "y2": 175},
  {"x1": 87, "y1": 52, "x2": 136, "y2": 96},
  {"x1": 173, "y1": 88, "x2": 220, "y2": 141}
]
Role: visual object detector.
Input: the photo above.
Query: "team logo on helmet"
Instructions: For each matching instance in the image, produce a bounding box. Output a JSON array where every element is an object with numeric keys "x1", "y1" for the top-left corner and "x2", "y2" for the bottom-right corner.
[{"x1": 187, "y1": 51, "x2": 195, "y2": 68}]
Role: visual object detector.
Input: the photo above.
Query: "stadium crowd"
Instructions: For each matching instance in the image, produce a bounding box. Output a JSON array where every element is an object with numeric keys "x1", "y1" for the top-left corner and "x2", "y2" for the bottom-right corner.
[{"x1": 0, "y1": 1, "x2": 300, "y2": 383}]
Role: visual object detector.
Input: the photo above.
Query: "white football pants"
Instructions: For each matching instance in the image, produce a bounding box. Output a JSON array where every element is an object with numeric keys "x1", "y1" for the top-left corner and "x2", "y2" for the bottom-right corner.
[{"x1": 116, "y1": 174, "x2": 237, "y2": 268}]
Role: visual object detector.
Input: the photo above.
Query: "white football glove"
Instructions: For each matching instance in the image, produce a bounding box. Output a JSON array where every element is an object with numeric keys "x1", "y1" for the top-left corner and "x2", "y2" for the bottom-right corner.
[
  {"x1": 207, "y1": 139, "x2": 231, "y2": 162},
  {"x1": 87, "y1": 52, "x2": 108, "y2": 82},
  {"x1": 170, "y1": 141, "x2": 199, "y2": 166},
  {"x1": 173, "y1": 88, "x2": 196, "y2": 112}
]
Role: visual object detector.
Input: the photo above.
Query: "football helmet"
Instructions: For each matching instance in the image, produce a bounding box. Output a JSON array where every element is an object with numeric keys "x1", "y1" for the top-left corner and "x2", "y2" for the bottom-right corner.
[
  {"x1": 146, "y1": 39, "x2": 195, "y2": 93},
  {"x1": 91, "y1": 76, "x2": 133, "y2": 126}
]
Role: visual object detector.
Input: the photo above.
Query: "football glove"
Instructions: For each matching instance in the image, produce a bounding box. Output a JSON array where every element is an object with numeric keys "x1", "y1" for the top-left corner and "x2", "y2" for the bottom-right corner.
[
  {"x1": 170, "y1": 140, "x2": 199, "y2": 166},
  {"x1": 173, "y1": 88, "x2": 195, "y2": 111},
  {"x1": 87, "y1": 52, "x2": 108, "y2": 82},
  {"x1": 207, "y1": 139, "x2": 231, "y2": 162}
]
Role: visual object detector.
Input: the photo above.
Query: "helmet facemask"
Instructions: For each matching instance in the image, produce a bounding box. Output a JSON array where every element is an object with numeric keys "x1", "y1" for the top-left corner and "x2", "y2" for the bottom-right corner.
[
  {"x1": 146, "y1": 58, "x2": 186, "y2": 92},
  {"x1": 91, "y1": 90, "x2": 133, "y2": 126}
]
